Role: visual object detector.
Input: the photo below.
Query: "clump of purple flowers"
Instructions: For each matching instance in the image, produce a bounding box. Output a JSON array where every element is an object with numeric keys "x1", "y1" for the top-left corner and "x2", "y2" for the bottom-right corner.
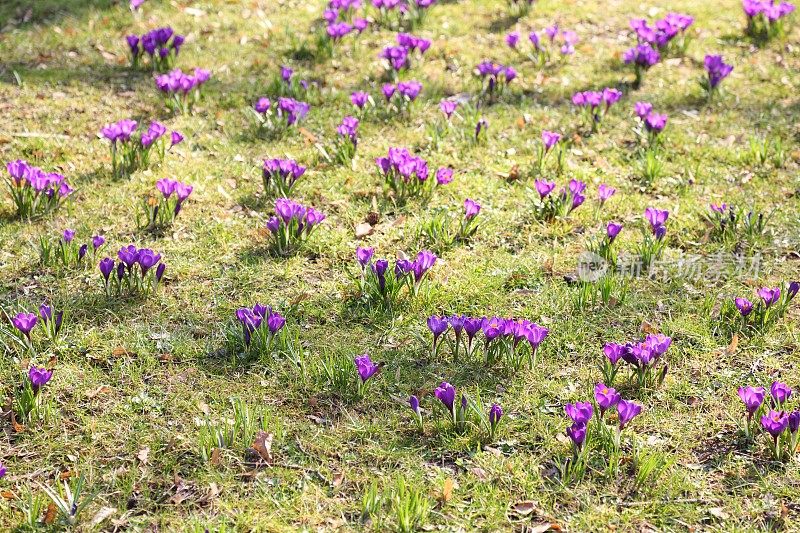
[
  {"x1": 329, "y1": 116, "x2": 359, "y2": 165},
  {"x1": 126, "y1": 27, "x2": 185, "y2": 71},
  {"x1": 532, "y1": 178, "x2": 586, "y2": 221},
  {"x1": 38, "y1": 229, "x2": 105, "y2": 269},
  {"x1": 268, "y1": 65, "x2": 313, "y2": 99},
  {"x1": 10, "y1": 305, "x2": 65, "y2": 353},
  {"x1": 572, "y1": 88, "x2": 622, "y2": 133},
  {"x1": 738, "y1": 382, "x2": 799, "y2": 460},
  {"x1": 355, "y1": 247, "x2": 437, "y2": 304},
  {"x1": 701, "y1": 55, "x2": 733, "y2": 99},
  {"x1": 14, "y1": 364, "x2": 56, "y2": 422},
  {"x1": 622, "y1": 44, "x2": 660, "y2": 88},
  {"x1": 475, "y1": 61, "x2": 516, "y2": 100},
  {"x1": 101, "y1": 119, "x2": 181, "y2": 178},
  {"x1": 372, "y1": 0, "x2": 436, "y2": 30},
  {"x1": 601, "y1": 334, "x2": 672, "y2": 388},
  {"x1": 376, "y1": 147, "x2": 450, "y2": 202},
  {"x1": 704, "y1": 202, "x2": 769, "y2": 248},
  {"x1": 276, "y1": 97, "x2": 310, "y2": 127},
  {"x1": 638, "y1": 207, "x2": 669, "y2": 268},
  {"x1": 721, "y1": 282, "x2": 798, "y2": 334},
  {"x1": 426, "y1": 315, "x2": 548, "y2": 369},
  {"x1": 634, "y1": 102, "x2": 668, "y2": 147},
  {"x1": 743, "y1": 0, "x2": 795, "y2": 40},
  {"x1": 99, "y1": 245, "x2": 166, "y2": 297},
  {"x1": 509, "y1": 24, "x2": 578, "y2": 66},
  {"x1": 266, "y1": 199, "x2": 326, "y2": 256},
  {"x1": 381, "y1": 33, "x2": 430, "y2": 73},
  {"x1": 536, "y1": 130, "x2": 564, "y2": 173},
  {"x1": 4, "y1": 160, "x2": 73, "y2": 219},
  {"x1": 154, "y1": 67, "x2": 211, "y2": 113},
  {"x1": 139, "y1": 178, "x2": 193, "y2": 229},
  {"x1": 232, "y1": 304, "x2": 291, "y2": 360},
  {"x1": 381, "y1": 80, "x2": 423, "y2": 111},
  {"x1": 262, "y1": 158, "x2": 306, "y2": 198},
  {"x1": 630, "y1": 13, "x2": 693, "y2": 53}
]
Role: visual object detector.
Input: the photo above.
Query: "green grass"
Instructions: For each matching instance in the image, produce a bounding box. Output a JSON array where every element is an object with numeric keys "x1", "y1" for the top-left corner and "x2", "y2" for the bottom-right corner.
[{"x1": 1, "y1": 0, "x2": 800, "y2": 530}]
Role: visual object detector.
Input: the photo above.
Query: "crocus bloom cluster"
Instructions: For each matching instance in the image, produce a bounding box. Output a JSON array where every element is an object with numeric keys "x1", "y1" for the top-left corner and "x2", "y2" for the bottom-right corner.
[
  {"x1": 738, "y1": 382, "x2": 800, "y2": 459},
  {"x1": 475, "y1": 61, "x2": 516, "y2": 98},
  {"x1": 634, "y1": 102, "x2": 668, "y2": 145},
  {"x1": 726, "y1": 282, "x2": 798, "y2": 332},
  {"x1": 154, "y1": 67, "x2": 211, "y2": 113},
  {"x1": 350, "y1": 91, "x2": 371, "y2": 112},
  {"x1": 126, "y1": 27, "x2": 185, "y2": 70},
  {"x1": 630, "y1": 13, "x2": 693, "y2": 51},
  {"x1": 332, "y1": 116, "x2": 359, "y2": 164},
  {"x1": 536, "y1": 130, "x2": 564, "y2": 172},
  {"x1": 262, "y1": 158, "x2": 305, "y2": 198},
  {"x1": 375, "y1": 147, "x2": 449, "y2": 201},
  {"x1": 427, "y1": 314, "x2": 548, "y2": 369},
  {"x1": 566, "y1": 389, "x2": 642, "y2": 455},
  {"x1": 381, "y1": 80, "x2": 423, "y2": 110},
  {"x1": 101, "y1": 119, "x2": 180, "y2": 177},
  {"x1": 509, "y1": 24, "x2": 578, "y2": 65},
  {"x1": 380, "y1": 33, "x2": 431, "y2": 71},
  {"x1": 434, "y1": 381, "x2": 470, "y2": 430},
  {"x1": 266, "y1": 199, "x2": 326, "y2": 255},
  {"x1": 637, "y1": 206, "x2": 669, "y2": 268},
  {"x1": 532, "y1": 178, "x2": 586, "y2": 221},
  {"x1": 99, "y1": 245, "x2": 166, "y2": 296},
  {"x1": 602, "y1": 334, "x2": 672, "y2": 388},
  {"x1": 141, "y1": 178, "x2": 193, "y2": 228},
  {"x1": 276, "y1": 97, "x2": 310, "y2": 127},
  {"x1": 372, "y1": 0, "x2": 436, "y2": 28},
  {"x1": 572, "y1": 88, "x2": 622, "y2": 132},
  {"x1": 38, "y1": 229, "x2": 105, "y2": 269},
  {"x1": 355, "y1": 247, "x2": 437, "y2": 302},
  {"x1": 743, "y1": 0, "x2": 795, "y2": 39},
  {"x1": 234, "y1": 304, "x2": 287, "y2": 355},
  {"x1": 4, "y1": 160, "x2": 72, "y2": 219},
  {"x1": 702, "y1": 55, "x2": 734, "y2": 98},
  {"x1": 623, "y1": 44, "x2": 660, "y2": 87}
]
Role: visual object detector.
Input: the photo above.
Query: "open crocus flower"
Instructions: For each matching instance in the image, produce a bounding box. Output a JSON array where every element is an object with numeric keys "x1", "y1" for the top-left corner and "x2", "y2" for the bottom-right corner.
[
  {"x1": 606, "y1": 222, "x2": 623, "y2": 242},
  {"x1": 594, "y1": 383, "x2": 621, "y2": 415},
  {"x1": 757, "y1": 287, "x2": 781, "y2": 308},
  {"x1": 541, "y1": 130, "x2": 562, "y2": 152},
  {"x1": 598, "y1": 184, "x2": 616, "y2": 205},
  {"x1": 703, "y1": 54, "x2": 733, "y2": 96},
  {"x1": 439, "y1": 99, "x2": 458, "y2": 119},
  {"x1": 435, "y1": 381, "x2": 456, "y2": 418},
  {"x1": 644, "y1": 207, "x2": 669, "y2": 238},
  {"x1": 738, "y1": 385, "x2": 766, "y2": 419},
  {"x1": 4, "y1": 160, "x2": 73, "y2": 218},
  {"x1": 427, "y1": 315, "x2": 449, "y2": 355},
  {"x1": 28, "y1": 365, "x2": 53, "y2": 393},
  {"x1": 351, "y1": 91, "x2": 369, "y2": 110},
  {"x1": 355, "y1": 353, "x2": 381, "y2": 383},
  {"x1": 623, "y1": 43, "x2": 660, "y2": 87},
  {"x1": 565, "y1": 401, "x2": 594, "y2": 425},
  {"x1": 770, "y1": 381, "x2": 792, "y2": 406},
  {"x1": 268, "y1": 199, "x2": 325, "y2": 255},
  {"x1": 12, "y1": 312, "x2": 38, "y2": 341},
  {"x1": 761, "y1": 410, "x2": 789, "y2": 459},
  {"x1": 464, "y1": 199, "x2": 481, "y2": 220}
]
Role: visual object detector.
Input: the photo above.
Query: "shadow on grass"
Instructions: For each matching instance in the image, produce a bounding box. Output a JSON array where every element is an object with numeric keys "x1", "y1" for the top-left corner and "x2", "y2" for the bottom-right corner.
[{"x1": 0, "y1": 0, "x2": 118, "y2": 28}]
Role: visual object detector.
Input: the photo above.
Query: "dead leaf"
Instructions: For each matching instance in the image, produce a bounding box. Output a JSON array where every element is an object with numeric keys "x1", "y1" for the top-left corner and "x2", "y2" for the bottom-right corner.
[
  {"x1": 210, "y1": 448, "x2": 221, "y2": 467},
  {"x1": 440, "y1": 478, "x2": 454, "y2": 503},
  {"x1": 512, "y1": 500, "x2": 537, "y2": 516},
  {"x1": 44, "y1": 503, "x2": 57, "y2": 524},
  {"x1": 299, "y1": 127, "x2": 317, "y2": 144},
  {"x1": 470, "y1": 467, "x2": 488, "y2": 481},
  {"x1": 89, "y1": 507, "x2": 116, "y2": 528},
  {"x1": 112, "y1": 346, "x2": 135, "y2": 357},
  {"x1": 59, "y1": 470, "x2": 74, "y2": 480},
  {"x1": 251, "y1": 431, "x2": 273, "y2": 463},
  {"x1": 725, "y1": 334, "x2": 738, "y2": 355},
  {"x1": 708, "y1": 507, "x2": 730, "y2": 520},
  {"x1": 137, "y1": 447, "x2": 150, "y2": 465},
  {"x1": 331, "y1": 472, "x2": 344, "y2": 487},
  {"x1": 355, "y1": 222, "x2": 373, "y2": 238},
  {"x1": 86, "y1": 385, "x2": 111, "y2": 398},
  {"x1": 10, "y1": 411, "x2": 24, "y2": 433},
  {"x1": 1, "y1": 490, "x2": 15, "y2": 500},
  {"x1": 640, "y1": 321, "x2": 658, "y2": 334},
  {"x1": 530, "y1": 524, "x2": 561, "y2": 533}
]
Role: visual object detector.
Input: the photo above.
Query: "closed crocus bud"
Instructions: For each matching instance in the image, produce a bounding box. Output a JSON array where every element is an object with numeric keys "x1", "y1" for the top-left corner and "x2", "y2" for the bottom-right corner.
[
  {"x1": 78, "y1": 244, "x2": 88, "y2": 261},
  {"x1": 427, "y1": 315, "x2": 449, "y2": 343},
  {"x1": 788, "y1": 281, "x2": 799, "y2": 300},
  {"x1": 758, "y1": 287, "x2": 781, "y2": 308},
  {"x1": 770, "y1": 381, "x2": 792, "y2": 406},
  {"x1": 99, "y1": 258, "x2": 115, "y2": 282},
  {"x1": 63, "y1": 229, "x2": 75, "y2": 243},
  {"x1": 464, "y1": 199, "x2": 481, "y2": 220},
  {"x1": 738, "y1": 386, "x2": 765, "y2": 415},
  {"x1": 434, "y1": 382, "x2": 456, "y2": 414},
  {"x1": 489, "y1": 403, "x2": 503, "y2": 426},
  {"x1": 505, "y1": 32, "x2": 519, "y2": 48},
  {"x1": 28, "y1": 365, "x2": 53, "y2": 392},
  {"x1": 92, "y1": 235, "x2": 106, "y2": 250},
  {"x1": 409, "y1": 395, "x2": 420, "y2": 415},
  {"x1": 170, "y1": 131, "x2": 184, "y2": 148},
  {"x1": 616, "y1": 399, "x2": 642, "y2": 430},
  {"x1": 566, "y1": 422, "x2": 587, "y2": 449},
  {"x1": 606, "y1": 222, "x2": 623, "y2": 242},
  {"x1": 155, "y1": 263, "x2": 166, "y2": 283},
  {"x1": 267, "y1": 312, "x2": 286, "y2": 333},
  {"x1": 565, "y1": 401, "x2": 593, "y2": 425},
  {"x1": 116, "y1": 261, "x2": 126, "y2": 281},
  {"x1": 789, "y1": 411, "x2": 800, "y2": 434},
  {"x1": 0, "y1": 463, "x2": 6, "y2": 478},
  {"x1": 39, "y1": 304, "x2": 52, "y2": 322}
]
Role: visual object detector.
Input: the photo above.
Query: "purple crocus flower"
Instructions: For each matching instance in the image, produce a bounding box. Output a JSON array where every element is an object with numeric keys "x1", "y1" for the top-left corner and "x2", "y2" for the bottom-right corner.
[
  {"x1": 489, "y1": 403, "x2": 503, "y2": 426},
  {"x1": 356, "y1": 247, "x2": 374, "y2": 267},
  {"x1": 409, "y1": 395, "x2": 420, "y2": 416},
  {"x1": 354, "y1": 353, "x2": 380, "y2": 382},
  {"x1": 634, "y1": 101, "x2": 653, "y2": 119},
  {"x1": 771, "y1": 381, "x2": 792, "y2": 406},
  {"x1": 606, "y1": 222, "x2": 623, "y2": 242},
  {"x1": 566, "y1": 422, "x2": 587, "y2": 449},
  {"x1": 616, "y1": 399, "x2": 642, "y2": 429},
  {"x1": 598, "y1": 184, "x2": 616, "y2": 204},
  {"x1": 63, "y1": 229, "x2": 75, "y2": 243},
  {"x1": 761, "y1": 410, "x2": 789, "y2": 438},
  {"x1": 534, "y1": 179, "x2": 556, "y2": 199},
  {"x1": 757, "y1": 287, "x2": 781, "y2": 308},
  {"x1": 475, "y1": 118, "x2": 488, "y2": 140},
  {"x1": 603, "y1": 342, "x2": 625, "y2": 365},
  {"x1": 506, "y1": 32, "x2": 519, "y2": 48},
  {"x1": 789, "y1": 411, "x2": 800, "y2": 434},
  {"x1": 99, "y1": 258, "x2": 115, "y2": 282},
  {"x1": 738, "y1": 385, "x2": 765, "y2": 416},
  {"x1": 137, "y1": 249, "x2": 162, "y2": 275},
  {"x1": 440, "y1": 99, "x2": 457, "y2": 119},
  {"x1": 382, "y1": 83, "x2": 396, "y2": 101},
  {"x1": 644, "y1": 112, "x2": 668, "y2": 133},
  {"x1": 644, "y1": 207, "x2": 669, "y2": 235},
  {"x1": 92, "y1": 235, "x2": 106, "y2": 250},
  {"x1": 541, "y1": 130, "x2": 561, "y2": 152},
  {"x1": 463, "y1": 317, "x2": 482, "y2": 347},
  {"x1": 12, "y1": 312, "x2": 38, "y2": 339},
  {"x1": 565, "y1": 401, "x2": 593, "y2": 425},
  {"x1": 435, "y1": 167, "x2": 453, "y2": 185},
  {"x1": 427, "y1": 315, "x2": 449, "y2": 351},
  {"x1": 623, "y1": 43, "x2": 661, "y2": 68},
  {"x1": 735, "y1": 297, "x2": 753, "y2": 316},
  {"x1": 787, "y1": 281, "x2": 799, "y2": 300},
  {"x1": 704, "y1": 55, "x2": 733, "y2": 89},
  {"x1": 594, "y1": 383, "x2": 621, "y2": 415},
  {"x1": 254, "y1": 97, "x2": 271, "y2": 114},
  {"x1": 29, "y1": 365, "x2": 53, "y2": 392},
  {"x1": 464, "y1": 198, "x2": 481, "y2": 220},
  {"x1": 351, "y1": 91, "x2": 369, "y2": 109},
  {"x1": 435, "y1": 382, "x2": 456, "y2": 414}
]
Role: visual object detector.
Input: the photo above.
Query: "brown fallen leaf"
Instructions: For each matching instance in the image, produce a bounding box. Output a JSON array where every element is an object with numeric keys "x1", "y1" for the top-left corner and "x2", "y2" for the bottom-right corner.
[
  {"x1": 530, "y1": 523, "x2": 561, "y2": 533},
  {"x1": 59, "y1": 470, "x2": 74, "y2": 480},
  {"x1": 331, "y1": 472, "x2": 344, "y2": 487},
  {"x1": 512, "y1": 500, "x2": 537, "y2": 516},
  {"x1": 89, "y1": 507, "x2": 117, "y2": 528},
  {"x1": 10, "y1": 411, "x2": 24, "y2": 433},
  {"x1": 112, "y1": 346, "x2": 135, "y2": 357},
  {"x1": 1, "y1": 490, "x2": 15, "y2": 500},
  {"x1": 299, "y1": 127, "x2": 317, "y2": 144},
  {"x1": 86, "y1": 385, "x2": 111, "y2": 398},
  {"x1": 137, "y1": 447, "x2": 150, "y2": 465},
  {"x1": 44, "y1": 503, "x2": 57, "y2": 525},
  {"x1": 725, "y1": 334, "x2": 739, "y2": 355},
  {"x1": 440, "y1": 478, "x2": 454, "y2": 503},
  {"x1": 252, "y1": 431, "x2": 273, "y2": 463},
  {"x1": 469, "y1": 467, "x2": 488, "y2": 481},
  {"x1": 640, "y1": 321, "x2": 658, "y2": 334},
  {"x1": 210, "y1": 448, "x2": 221, "y2": 467}
]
